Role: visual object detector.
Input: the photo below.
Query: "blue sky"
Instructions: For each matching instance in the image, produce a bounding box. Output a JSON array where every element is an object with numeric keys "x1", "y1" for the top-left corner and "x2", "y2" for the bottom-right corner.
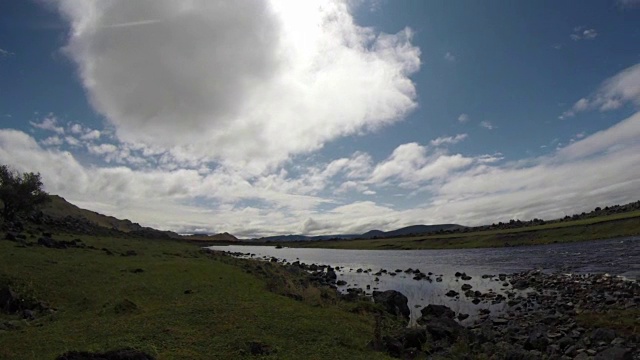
[{"x1": 1, "y1": 0, "x2": 639, "y2": 237}]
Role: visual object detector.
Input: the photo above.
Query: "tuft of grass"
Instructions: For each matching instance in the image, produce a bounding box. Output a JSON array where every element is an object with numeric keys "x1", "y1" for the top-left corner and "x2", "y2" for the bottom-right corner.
[{"x1": 577, "y1": 309, "x2": 640, "y2": 336}]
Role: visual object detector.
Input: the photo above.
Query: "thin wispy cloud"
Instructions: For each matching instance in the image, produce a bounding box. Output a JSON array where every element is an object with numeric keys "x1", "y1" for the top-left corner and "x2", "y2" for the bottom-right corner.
[
  {"x1": 570, "y1": 27, "x2": 598, "y2": 41},
  {"x1": 480, "y1": 121, "x2": 494, "y2": 130},
  {"x1": 444, "y1": 52, "x2": 456, "y2": 62}
]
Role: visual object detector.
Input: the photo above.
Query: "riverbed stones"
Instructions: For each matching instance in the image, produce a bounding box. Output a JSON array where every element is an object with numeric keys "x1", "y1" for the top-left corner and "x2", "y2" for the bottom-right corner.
[{"x1": 444, "y1": 290, "x2": 459, "y2": 297}]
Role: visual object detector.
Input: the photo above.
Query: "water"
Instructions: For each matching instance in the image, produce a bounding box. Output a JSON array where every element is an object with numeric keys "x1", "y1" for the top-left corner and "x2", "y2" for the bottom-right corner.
[{"x1": 208, "y1": 236, "x2": 640, "y2": 323}]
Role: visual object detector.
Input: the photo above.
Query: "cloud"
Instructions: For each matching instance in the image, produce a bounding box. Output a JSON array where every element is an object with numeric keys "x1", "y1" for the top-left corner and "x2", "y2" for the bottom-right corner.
[
  {"x1": 30, "y1": 115, "x2": 65, "y2": 134},
  {"x1": 1, "y1": 110, "x2": 639, "y2": 237},
  {"x1": 430, "y1": 134, "x2": 467, "y2": 147},
  {"x1": 570, "y1": 27, "x2": 598, "y2": 41},
  {"x1": 458, "y1": 113, "x2": 470, "y2": 123},
  {"x1": 80, "y1": 129, "x2": 101, "y2": 140},
  {"x1": 444, "y1": 52, "x2": 455, "y2": 62},
  {"x1": 562, "y1": 62, "x2": 640, "y2": 117},
  {"x1": 367, "y1": 142, "x2": 475, "y2": 187},
  {"x1": 53, "y1": 0, "x2": 421, "y2": 173},
  {"x1": 0, "y1": 48, "x2": 15, "y2": 57},
  {"x1": 479, "y1": 121, "x2": 494, "y2": 130},
  {"x1": 582, "y1": 29, "x2": 598, "y2": 39},
  {"x1": 617, "y1": 0, "x2": 640, "y2": 8}
]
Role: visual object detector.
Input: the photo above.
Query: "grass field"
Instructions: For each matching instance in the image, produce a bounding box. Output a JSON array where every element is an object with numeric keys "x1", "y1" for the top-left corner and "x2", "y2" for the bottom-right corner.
[
  {"x1": 282, "y1": 211, "x2": 640, "y2": 250},
  {"x1": 0, "y1": 231, "x2": 394, "y2": 359}
]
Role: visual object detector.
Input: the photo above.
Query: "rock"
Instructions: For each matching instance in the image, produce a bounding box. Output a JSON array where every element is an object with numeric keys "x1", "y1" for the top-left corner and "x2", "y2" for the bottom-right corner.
[
  {"x1": 0, "y1": 286, "x2": 21, "y2": 313},
  {"x1": 573, "y1": 353, "x2": 590, "y2": 360},
  {"x1": 247, "y1": 341, "x2": 273, "y2": 356},
  {"x1": 524, "y1": 329, "x2": 549, "y2": 351},
  {"x1": 326, "y1": 269, "x2": 337, "y2": 281},
  {"x1": 594, "y1": 346, "x2": 632, "y2": 360},
  {"x1": 22, "y1": 309, "x2": 35, "y2": 320},
  {"x1": 113, "y1": 299, "x2": 138, "y2": 314},
  {"x1": 425, "y1": 317, "x2": 464, "y2": 343},
  {"x1": 336, "y1": 280, "x2": 347, "y2": 286},
  {"x1": 461, "y1": 284, "x2": 473, "y2": 291},
  {"x1": 401, "y1": 328, "x2": 427, "y2": 349},
  {"x1": 590, "y1": 328, "x2": 616, "y2": 343},
  {"x1": 419, "y1": 304, "x2": 455, "y2": 321},
  {"x1": 512, "y1": 279, "x2": 530, "y2": 290},
  {"x1": 461, "y1": 275, "x2": 472, "y2": 281},
  {"x1": 183, "y1": 290, "x2": 193, "y2": 295},
  {"x1": 372, "y1": 290, "x2": 410, "y2": 320},
  {"x1": 56, "y1": 349, "x2": 155, "y2": 360},
  {"x1": 382, "y1": 336, "x2": 403, "y2": 358},
  {"x1": 492, "y1": 318, "x2": 508, "y2": 325},
  {"x1": 457, "y1": 313, "x2": 469, "y2": 321},
  {"x1": 445, "y1": 290, "x2": 459, "y2": 297},
  {"x1": 5, "y1": 232, "x2": 17, "y2": 241}
]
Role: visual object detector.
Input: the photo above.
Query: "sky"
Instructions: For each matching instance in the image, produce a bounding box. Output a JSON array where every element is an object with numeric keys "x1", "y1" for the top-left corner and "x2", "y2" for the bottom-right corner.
[{"x1": 1, "y1": 0, "x2": 639, "y2": 238}]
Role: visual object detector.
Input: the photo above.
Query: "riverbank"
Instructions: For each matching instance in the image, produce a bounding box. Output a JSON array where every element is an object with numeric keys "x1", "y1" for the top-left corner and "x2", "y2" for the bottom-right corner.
[
  {"x1": 2, "y1": 227, "x2": 638, "y2": 359},
  {"x1": 225, "y1": 250, "x2": 640, "y2": 359},
  {"x1": 278, "y1": 212, "x2": 640, "y2": 250}
]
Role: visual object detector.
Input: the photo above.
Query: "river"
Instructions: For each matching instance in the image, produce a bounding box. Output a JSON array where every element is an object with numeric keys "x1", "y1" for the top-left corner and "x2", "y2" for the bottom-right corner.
[{"x1": 207, "y1": 236, "x2": 640, "y2": 323}]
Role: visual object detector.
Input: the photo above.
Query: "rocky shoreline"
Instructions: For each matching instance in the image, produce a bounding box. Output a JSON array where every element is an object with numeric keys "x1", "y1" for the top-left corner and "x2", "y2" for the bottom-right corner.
[{"x1": 222, "y1": 250, "x2": 639, "y2": 359}]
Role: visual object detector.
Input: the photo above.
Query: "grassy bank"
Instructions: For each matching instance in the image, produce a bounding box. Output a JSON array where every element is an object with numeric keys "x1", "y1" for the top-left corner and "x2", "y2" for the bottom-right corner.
[
  {"x1": 281, "y1": 211, "x2": 640, "y2": 250},
  {"x1": 0, "y1": 232, "x2": 393, "y2": 359}
]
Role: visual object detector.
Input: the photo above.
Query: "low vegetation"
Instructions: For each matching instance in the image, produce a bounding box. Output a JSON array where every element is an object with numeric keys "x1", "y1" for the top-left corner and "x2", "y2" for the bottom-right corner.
[{"x1": 0, "y1": 229, "x2": 398, "y2": 359}]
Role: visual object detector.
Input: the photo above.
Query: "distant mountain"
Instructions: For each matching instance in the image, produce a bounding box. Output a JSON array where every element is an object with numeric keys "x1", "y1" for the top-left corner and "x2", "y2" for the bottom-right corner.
[
  {"x1": 184, "y1": 232, "x2": 239, "y2": 242},
  {"x1": 254, "y1": 224, "x2": 465, "y2": 242},
  {"x1": 365, "y1": 224, "x2": 465, "y2": 239}
]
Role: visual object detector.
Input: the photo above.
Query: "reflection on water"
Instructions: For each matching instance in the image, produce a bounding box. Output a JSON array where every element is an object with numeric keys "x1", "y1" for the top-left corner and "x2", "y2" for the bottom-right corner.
[{"x1": 208, "y1": 236, "x2": 639, "y2": 323}]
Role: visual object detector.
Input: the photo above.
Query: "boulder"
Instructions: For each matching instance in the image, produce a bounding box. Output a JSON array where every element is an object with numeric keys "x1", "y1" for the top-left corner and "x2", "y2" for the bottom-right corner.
[
  {"x1": 419, "y1": 304, "x2": 455, "y2": 321},
  {"x1": 425, "y1": 317, "x2": 464, "y2": 343},
  {"x1": 0, "y1": 286, "x2": 21, "y2": 313},
  {"x1": 594, "y1": 347, "x2": 632, "y2": 360},
  {"x1": 590, "y1": 328, "x2": 616, "y2": 343},
  {"x1": 372, "y1": 290, "x2": 410, "y2": 320}
]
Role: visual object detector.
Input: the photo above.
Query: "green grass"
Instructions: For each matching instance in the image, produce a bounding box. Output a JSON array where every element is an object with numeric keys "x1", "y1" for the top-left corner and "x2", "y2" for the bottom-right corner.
[
  {"x1": 577, "y1": 309, "x2": 640, "y2": 336},
  {"x1": 283, "y1": 211, "x2": 640, "y2": 250},
  {"x1": 0, "y1": 232, "x2": 393, "y2": 359}
]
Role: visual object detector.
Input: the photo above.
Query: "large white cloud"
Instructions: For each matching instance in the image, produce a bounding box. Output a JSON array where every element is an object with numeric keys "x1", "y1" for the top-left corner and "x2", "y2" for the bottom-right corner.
[{"x1": 54, "y1": 0, "x2": 420, "y2": 172}]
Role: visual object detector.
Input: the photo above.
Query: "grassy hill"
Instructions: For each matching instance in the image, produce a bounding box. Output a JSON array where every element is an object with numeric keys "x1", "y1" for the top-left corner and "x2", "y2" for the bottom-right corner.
[
  {"x1": 40, "y1": 195, "x2": 147, "y2": 233},
  {"x1": 283, "y1": 210, "x2": 640, "y2": 250}
]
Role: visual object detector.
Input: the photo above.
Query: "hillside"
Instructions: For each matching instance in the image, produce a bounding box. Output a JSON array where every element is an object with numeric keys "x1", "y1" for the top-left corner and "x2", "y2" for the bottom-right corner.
[{"x1": 39, "y1": 195, "x2": 180, "y2": 239}]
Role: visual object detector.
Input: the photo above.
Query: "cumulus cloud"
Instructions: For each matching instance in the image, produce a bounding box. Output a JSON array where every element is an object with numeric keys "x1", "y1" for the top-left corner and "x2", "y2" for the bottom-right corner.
[
  {"x1": 54, "y1": 0, "x2": 420, "y2": 172},
  {"x1": 367, "y1": 142, "x2": 475, "y2": 187},
  {"x1": 30, "y1": 115, "x2": 65, "y2": 134},
  {"x1": 562, "y1": 63, "x2": 640, "y2": 118},
  {"x1": 1, "y1": 111, "x2": 639, "y2": 236}
]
